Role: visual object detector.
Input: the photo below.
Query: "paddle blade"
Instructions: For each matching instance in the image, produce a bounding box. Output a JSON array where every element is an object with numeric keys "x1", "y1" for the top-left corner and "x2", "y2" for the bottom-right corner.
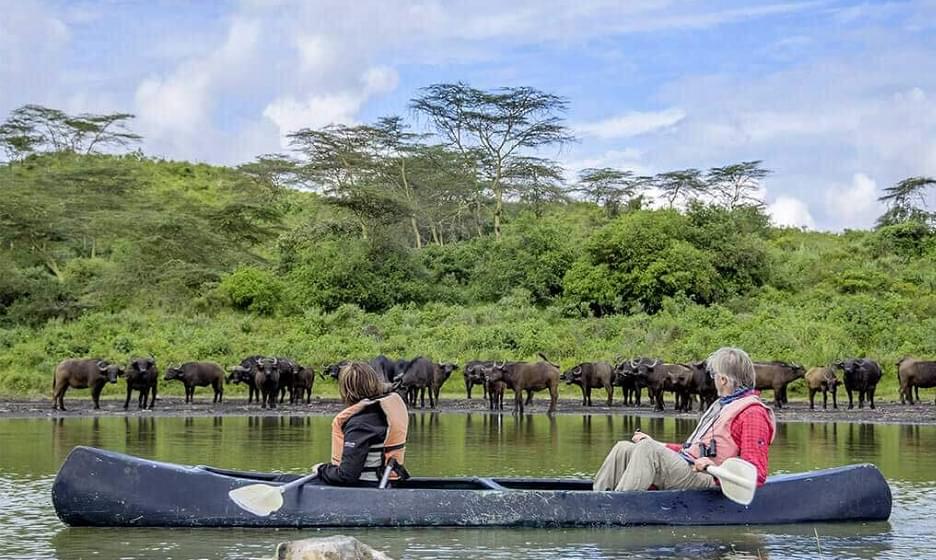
[
  {"x1": 708, "y1": 458, "x2": 757, "y2": 506},
  {"x1": 228, "y1": 483, "x2": 284, "y2": 517}
]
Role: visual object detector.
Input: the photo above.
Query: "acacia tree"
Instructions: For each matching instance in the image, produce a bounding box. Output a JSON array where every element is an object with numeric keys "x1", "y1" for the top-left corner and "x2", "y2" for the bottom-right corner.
[
  {"x1": 705, "y1": 161, "x2": 770, "y2": 209},
  {"x1": 877, "y1": 176, "x2": 936, "y2": 227},
  {"x1": 654, "y1": 168, "x2": 707, "y2": 208},
  {"x1": 287, "y1": 123, "x2": 405, "y2": 239},
  {"x1": 411, "y1": 83, "x2": 574, "y2": 240},
  {"x1": 0, "y1": 105, "x2": 141, "y2": 161},
  {"x1": 572, "y1": 167, "x2": 646, "y2": 217},
  {"x1": 502, "y1": 157, "x2": 567, "y2": 217}
]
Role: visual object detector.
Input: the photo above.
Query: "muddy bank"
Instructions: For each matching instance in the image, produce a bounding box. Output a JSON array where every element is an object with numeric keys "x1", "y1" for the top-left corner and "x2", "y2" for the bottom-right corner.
[{"x1": 2, "y1": 396, "x2": 936, "y2": 424}]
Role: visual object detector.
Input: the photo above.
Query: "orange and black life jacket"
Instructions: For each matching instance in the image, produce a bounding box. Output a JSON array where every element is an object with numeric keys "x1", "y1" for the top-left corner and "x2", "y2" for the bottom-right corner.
[{"x1": 330, "y1": 392, "x2": 408, "y2": 482}]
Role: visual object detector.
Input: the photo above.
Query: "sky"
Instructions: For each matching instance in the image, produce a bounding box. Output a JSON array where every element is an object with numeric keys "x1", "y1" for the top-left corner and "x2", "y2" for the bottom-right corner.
[{"x1": 1, "y1": 0, "x2": 935, "y2": 230}]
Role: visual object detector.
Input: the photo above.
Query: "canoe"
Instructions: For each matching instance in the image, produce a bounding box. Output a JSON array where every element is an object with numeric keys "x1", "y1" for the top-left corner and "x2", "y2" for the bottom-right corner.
[{"x1": 52, "y1": 446, "x2": 892, "y2": 528}]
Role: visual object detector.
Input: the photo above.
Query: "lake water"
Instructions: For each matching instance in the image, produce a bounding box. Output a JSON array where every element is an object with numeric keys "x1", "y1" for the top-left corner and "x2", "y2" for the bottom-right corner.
[{"x1": 1, "y1": 413, "x2": 934, "y2": 559}]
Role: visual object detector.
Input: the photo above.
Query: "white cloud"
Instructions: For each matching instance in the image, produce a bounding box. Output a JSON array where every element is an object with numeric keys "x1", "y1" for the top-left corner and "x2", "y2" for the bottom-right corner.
[
  {"x1": 822, "y1": 173, "x2": 884, "y2": 229},
  {"x1": 576, "y1": 108, "x2": 686, "y2": 139},
  {"x1": 768, "y1": 196, "x2": 816, "y2": 229},
  {"x1": 263, "y1": 66, "x2": 400, "y2": 145}
]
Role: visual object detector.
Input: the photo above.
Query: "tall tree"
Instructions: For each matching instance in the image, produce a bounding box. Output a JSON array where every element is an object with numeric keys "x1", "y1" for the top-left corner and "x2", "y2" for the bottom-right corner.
[
  {"x1": 287, "y1": 123, "x2": 405, "y2": 239},
  {"x1": 654, "y1": 168, "x2": 707, "y2": 208},
  {"x1": 705, "y1": 161, "x2": 770, "y2": 209},
  {"x1": 572, "y1": 167, "x2": 645, "y2": 217},
  {"x1": 0, "y1": 105, "x2": 141, "y2": 161},
  {"x1": 877, "y1": 176, "x2": 936, "y2": 227},
  {"x1": 502, "y1": 156, "x2": 567, "y2": 217},
  {"x1": 411, "y1": 83, "x2": 574, "y2": 240}
]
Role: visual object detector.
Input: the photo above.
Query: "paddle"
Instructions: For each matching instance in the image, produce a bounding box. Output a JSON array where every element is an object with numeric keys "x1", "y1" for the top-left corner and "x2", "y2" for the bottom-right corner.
[
  {"x1": 228, "y1": 471, "x2": 319, "y2": 517},
  {"x1": 701, "y1": 457, "x2": 758, "y2": 506}
]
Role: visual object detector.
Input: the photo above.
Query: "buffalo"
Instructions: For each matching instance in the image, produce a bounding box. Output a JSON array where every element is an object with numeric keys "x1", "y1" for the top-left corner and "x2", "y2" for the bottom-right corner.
[
  {"x1": 683, "y1": 361, "x2": 717, "y2": 411},
  {"x1": 124, "y1": 356, "x2": 158, "y2": 410},
  {"x1": 431, "y1": 362, "x2": 458, "y2": 407},
  {"x1": 464, "y1": 360, "x2": 493, "y2": 400},
  {"x1": 805, "y1": 366, "x2": 838, "y2": 410},
  {"x1": 561, "y1": 362, "x2": 614, "y2": 406},
  {"x1": 485, "y1": 355, "x2": 559, "y2": 414},
  {"x1": 164, "y1": 362, "x2": 225, "y2": 404},
  {"x1": 323, "y1": 360, "x2": 351, "y2": 380},
  {"x1": 396, "y1": 357, "x2": 435, "y2": 408},
  {"x1": 615, "y1": 359, "x2": 692, "y2": 412},
  {"x1": 897, "y1": 358, "x2": 936, "y2": 405},
  {"x1": 370, "y1": 355, "x2": 402, "y2": 383},
  {"x1": 834, "y1": 358, "x2": 883, "y2": 409},
  {"x1": 612, "y1": 360, "x2": 642, "y2": 407},
  {"x1": 753, "y1": 361, "x2": 805, "y2": 409},
  {"x1": 253, "y1": 357, "x2": 281, "y2": 409},
  {"x1": 52, "y1": 358, "x2": 124, "y2": 411},
  {"x1": 293, "y1": 366, "x2": 315, "y2": 404},
  {"x1": 227, "y1": 355, "x2": 262, "y2": 403}
]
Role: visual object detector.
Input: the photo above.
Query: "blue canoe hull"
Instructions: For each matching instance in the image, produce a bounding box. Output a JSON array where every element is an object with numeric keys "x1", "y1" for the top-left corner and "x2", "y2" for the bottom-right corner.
[{"x1": 52, "y1": 446, "x2": 892, "y2": 527}]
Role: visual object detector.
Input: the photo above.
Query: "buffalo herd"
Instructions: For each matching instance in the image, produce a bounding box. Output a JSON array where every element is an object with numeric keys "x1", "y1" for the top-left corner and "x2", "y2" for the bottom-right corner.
[{"x1": 49, "y1": 354, "x2": 936, "y2": 414}]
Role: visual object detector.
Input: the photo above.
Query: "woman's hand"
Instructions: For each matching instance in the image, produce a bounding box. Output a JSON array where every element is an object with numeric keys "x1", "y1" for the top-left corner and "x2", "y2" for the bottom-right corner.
[
  {"x1": 693, "y1": 457, "x2": 715, "y2": 472},
  {"x1": 631, "y1": 431, "x2": 652, "y2": 443}
]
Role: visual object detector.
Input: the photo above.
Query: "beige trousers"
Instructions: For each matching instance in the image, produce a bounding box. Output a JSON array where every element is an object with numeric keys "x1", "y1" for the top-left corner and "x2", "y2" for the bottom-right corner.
[{"x1": 593, "y1": 439, "x2": 718, "y2": 492}]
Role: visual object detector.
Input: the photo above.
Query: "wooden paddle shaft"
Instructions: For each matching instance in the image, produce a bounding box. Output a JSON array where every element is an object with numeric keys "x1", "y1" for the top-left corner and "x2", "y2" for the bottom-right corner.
[{"x1": 278, "y1": 472, "x2": 319, "y2": 493}]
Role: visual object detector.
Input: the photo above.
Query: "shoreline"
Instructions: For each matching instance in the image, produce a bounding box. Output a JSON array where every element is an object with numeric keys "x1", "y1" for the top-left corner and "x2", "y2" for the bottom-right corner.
[{"x1": 2, "y1": 397, "x2": 935, "y2": 425}]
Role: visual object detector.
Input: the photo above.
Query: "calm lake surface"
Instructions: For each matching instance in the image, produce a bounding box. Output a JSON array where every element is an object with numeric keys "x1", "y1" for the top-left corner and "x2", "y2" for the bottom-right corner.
[{"x1": 1, "y1": 413, "x2": 934, "y2": 559}]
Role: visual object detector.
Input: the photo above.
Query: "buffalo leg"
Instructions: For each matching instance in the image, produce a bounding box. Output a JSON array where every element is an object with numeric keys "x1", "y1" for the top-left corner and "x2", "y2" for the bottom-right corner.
[
  {"x1": 515, "y1": 390, "x2": 523, "y2": 414},
  {"x1": 124, "y1": 385, "x2": 133, "y2": 410},
  {"x1": 606, "y1": 384, "x2": 613, "y2": 407},
  {"x1": 548, "y1": 384, "x2": 558, "y2": 415},
  {"x1": 91, "y1": 383, "x2": 104, "y2": 410},
  {"x1": 847, "y1": 388, "x2": 854, "y2": 409},
  {"x1": 772, "y1": 387, "x2": 783, "y2": 409},
  {"x1": 149, "y1": 384, "x2": 157, "y2": 409},
  {"x1": 525, "y1": 390, "x2": 534, "y2": 406},
  {"x1": 53, "y1": 383, "x2": 68, "y2": 411},
  {"x1": 465, "y1": 379, "x2": 472, "y2": 399},
  {"x1": 580, "y1": 385, "x2": 587, "y2": 406},
  {"x1": 869, "y1": 387, "x2": 876, "y2": 409}
]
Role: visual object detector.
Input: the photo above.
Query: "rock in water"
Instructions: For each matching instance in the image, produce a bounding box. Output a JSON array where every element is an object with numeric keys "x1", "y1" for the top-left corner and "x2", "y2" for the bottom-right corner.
[{"x1": 276, "y1": 536, "x2": 394, "y2": 560}]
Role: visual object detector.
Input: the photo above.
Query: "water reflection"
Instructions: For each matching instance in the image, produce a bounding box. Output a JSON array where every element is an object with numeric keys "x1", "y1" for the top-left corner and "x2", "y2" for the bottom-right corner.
[{"x1": 1, "y1": 414, "x2": 934, "y2": 559}]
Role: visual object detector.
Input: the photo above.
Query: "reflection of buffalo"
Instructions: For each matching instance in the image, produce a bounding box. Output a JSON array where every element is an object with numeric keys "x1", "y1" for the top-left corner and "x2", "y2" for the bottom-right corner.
[
  {"x1": 124, "y1": 357, "x2": 158, "y2": 410},
  {"x1": 805, "y1": 366, "x2": 839, "y2": 410},
  {"x1": 52, "y1": 358, "x2": 124, "y2": 411},
  {"x1": 835, "y1": 358, "x2": 882, "y2": 409},
  {"x1": 164, "y1": 362, "x2": 224, "y2": 404},
  {"x1": 486, "y1": 355, "x2": 559, "y2": 414},
  {"x1": 754, "y1": 361, "x2": 805, "y2": 409},
  {"x1": 897, "y1": 358, "x2": 936, "y2": 405},
  {"x1": 561, "y1": 362, "x2": 613, "y2": 406}
]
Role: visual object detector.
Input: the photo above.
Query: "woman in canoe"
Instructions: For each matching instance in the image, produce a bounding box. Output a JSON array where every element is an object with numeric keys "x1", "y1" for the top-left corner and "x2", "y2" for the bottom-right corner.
[
  {"x1": 310, "y1": 362, "x2": 409, "y2": 486},
  {"x1": 593, "y1": 347, "x2": 775, "y2": 492}
]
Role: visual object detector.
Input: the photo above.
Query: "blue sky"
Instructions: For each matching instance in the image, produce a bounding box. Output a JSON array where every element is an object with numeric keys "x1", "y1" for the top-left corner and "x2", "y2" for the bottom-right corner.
[{"x1": 2, "y1": 0, "x2": 934, "y2": 230}]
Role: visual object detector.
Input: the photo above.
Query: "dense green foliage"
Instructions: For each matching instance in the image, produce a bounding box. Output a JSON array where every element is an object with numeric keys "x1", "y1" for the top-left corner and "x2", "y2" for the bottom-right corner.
[{"x1": 1, "y1": 101, "x2": 934, "y2": 401}]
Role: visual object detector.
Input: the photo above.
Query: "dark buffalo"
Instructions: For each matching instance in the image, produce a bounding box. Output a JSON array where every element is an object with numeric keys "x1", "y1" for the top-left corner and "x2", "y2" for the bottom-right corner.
[
  {"x1": 683, "y1": 361, "x2": 717, "y2": 411},
  {"x1": 805, "y1": 366, "x2": 838, "y2": 410},
  {"x1": 397, "y1": 357, "x2": 434, "y2": 408},
  {"x1": 52, "y1": 358, "x2": 124, "y2": 411},
  {"x1": 834, "y1": 358, "x2": 883, "y2": 410},
  {"x1": 616, "y1": 359, "x2": 691, "y2": 412},
  {"x1": 431, "y1": 362, "x2": 458, "y2": 407},
  {"x1": 293, "y1": 366, "x2": 315, "y2": 404},
  {"x1": 164, "y1": 362, "x2": 224, "y2": 404},
  {"x1": 561, "y1": 362, "x2": 614, "y2": 406},
  {"x1": 485, "y1": 357, "x2": 559, "y2": 414},
  {"x1": 612, "y1": 359, "x2": 642, "y2": 407},
  {"x1": 227, "y1": 355, "x2": 262, "y2": 403},
  {"x1": 464, "y1": 360, "x2": 493, "y2": 400},
  {"x1": 370, "y1": 355, "x2": 401, "y2": 383},
  {"x1": 323, "y1": 360, "x2": 351, "y2": 380},
  {"x1": 753, "y1": 361, "x2": 806, "y2": 409},
  {"x1": 271, "y1": 357, "x2": 300, "y2": 404},
  {"x1": 897, "y1": 358, "x2": 936, "y2": 405},
  {"x1": 253, "y1": 357, "x2": 282, "y2": 409},
  {"x1": 124, "y1": 356, "x2": 158, "y2": 410}
]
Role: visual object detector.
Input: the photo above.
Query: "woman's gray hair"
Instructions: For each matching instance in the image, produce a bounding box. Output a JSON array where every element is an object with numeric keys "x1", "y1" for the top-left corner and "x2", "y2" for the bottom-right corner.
[{"x1": 706, "y1": 347, "x2": 756, "y2": 389}]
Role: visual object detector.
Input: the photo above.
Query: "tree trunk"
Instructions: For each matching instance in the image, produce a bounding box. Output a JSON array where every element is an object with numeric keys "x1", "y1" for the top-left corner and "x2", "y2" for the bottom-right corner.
[
  {"x1": 430, "y1": 223, "x2": 440, "y2": 246},
  {"x1": 493, "y1": 187, "x2": 503, "y2": 241},
  {"x1": 410, "y1": 216, "x2": 422, "y2": 249},
  {"x1": 474, "y1": 199, "x2": 484, "y2": 237}
]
